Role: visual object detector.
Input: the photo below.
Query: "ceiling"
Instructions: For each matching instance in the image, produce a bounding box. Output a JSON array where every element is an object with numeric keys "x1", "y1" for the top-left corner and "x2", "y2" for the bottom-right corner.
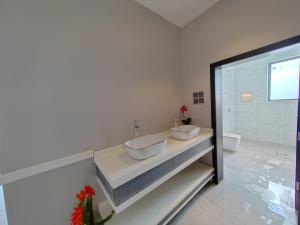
[{"x1": 134, "y1": 0, "x2": 220, "y2": 27}]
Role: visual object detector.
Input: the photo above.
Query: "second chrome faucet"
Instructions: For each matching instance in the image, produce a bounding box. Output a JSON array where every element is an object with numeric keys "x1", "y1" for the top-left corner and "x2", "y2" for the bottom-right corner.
[{"x1": 133, "y1": 120, "x2": 141, "y2": 138}]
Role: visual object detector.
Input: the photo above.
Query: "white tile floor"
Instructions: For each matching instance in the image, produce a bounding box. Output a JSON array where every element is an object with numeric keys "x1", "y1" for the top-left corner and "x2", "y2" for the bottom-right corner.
[{"x1": 169, "y1": 138, "x2": 298, "y2": 225}]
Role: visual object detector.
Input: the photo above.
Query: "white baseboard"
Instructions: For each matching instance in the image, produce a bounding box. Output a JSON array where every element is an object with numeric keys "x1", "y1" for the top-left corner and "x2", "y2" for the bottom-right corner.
[{"x1": 0, "y1": 150, "x2": 94, "y2": 185}]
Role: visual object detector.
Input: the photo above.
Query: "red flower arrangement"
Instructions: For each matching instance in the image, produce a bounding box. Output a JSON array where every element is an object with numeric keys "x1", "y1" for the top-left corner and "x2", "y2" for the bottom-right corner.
[
  {"x1": 70, "y1": 185, "x2": 114, "y2": 225},
  {"x1": 180, "y1": 105, "x2": 192, "y2": 125}
]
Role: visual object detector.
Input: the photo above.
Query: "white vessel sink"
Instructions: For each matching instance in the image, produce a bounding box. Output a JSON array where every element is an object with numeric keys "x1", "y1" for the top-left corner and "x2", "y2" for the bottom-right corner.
[
  {"x1": 170, "y1": 125, "x2": 200, "y2": 140},
  {"x1": 124, "y1": 134, "x2": 167, "y2": 160}
]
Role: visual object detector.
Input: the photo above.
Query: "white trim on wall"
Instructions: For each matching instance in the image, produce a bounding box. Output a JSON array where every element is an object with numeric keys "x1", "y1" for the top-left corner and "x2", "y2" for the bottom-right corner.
[{"x1": 0, "y1": 150, "x2": 94, "y2": 185}]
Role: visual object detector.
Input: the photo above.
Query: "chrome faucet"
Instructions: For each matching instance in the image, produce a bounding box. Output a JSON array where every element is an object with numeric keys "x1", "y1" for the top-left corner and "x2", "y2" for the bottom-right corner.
[
  {"x1": 174, "y1": 113, "x2": 179, "y2": 127},
  {"x1": 133, "y1": 120, "x2": 141, "y2": 138}
]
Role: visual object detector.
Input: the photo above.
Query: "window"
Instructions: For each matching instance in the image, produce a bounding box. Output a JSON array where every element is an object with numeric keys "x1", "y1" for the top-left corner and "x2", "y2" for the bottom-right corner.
[{"x1": 268, "y1": 57, "x2": 300, "y2": 100}]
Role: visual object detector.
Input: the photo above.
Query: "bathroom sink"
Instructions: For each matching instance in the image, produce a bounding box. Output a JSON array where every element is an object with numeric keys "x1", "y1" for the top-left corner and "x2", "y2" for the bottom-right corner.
[
  {"x1": 124, "y1": 134, "x2": 167, "y2": 160},
  {"x1": 170, "y1": 125, "x2": 200, "y2": 140}
]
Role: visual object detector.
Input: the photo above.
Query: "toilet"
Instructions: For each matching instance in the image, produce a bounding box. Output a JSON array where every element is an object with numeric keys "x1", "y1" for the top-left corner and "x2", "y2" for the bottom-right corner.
[{"x1": 223, "y1": 133, "x2": 241, "y2": 151}]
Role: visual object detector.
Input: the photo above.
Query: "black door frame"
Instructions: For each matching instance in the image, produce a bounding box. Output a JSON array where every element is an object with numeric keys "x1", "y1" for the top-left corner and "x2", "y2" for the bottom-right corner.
[{"x1": 210, "y1": 35, "x2": 300, "y2": 210}]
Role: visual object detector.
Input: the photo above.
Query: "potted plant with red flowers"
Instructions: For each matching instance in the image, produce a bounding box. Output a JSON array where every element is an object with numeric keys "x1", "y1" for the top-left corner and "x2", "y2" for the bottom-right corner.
[
  {"x1": 180, "y1": 105, "x2": 192, "y2": 125},
  {"x1": 70, "y1": 185, "x2": 114, "y2": 225}
]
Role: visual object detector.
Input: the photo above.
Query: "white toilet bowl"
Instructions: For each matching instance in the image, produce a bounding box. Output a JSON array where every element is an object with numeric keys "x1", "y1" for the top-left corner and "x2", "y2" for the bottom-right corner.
[{"x1": 223, "y1": 133, "x2": 241, "y2": 151}]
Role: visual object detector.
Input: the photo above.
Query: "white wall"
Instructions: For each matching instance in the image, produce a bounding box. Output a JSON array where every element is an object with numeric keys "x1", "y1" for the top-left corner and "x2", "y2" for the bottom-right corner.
[
  {"x1": 222, "y1": 47, "x2": 300, "y2": 146},
  {"x1": 181, "y1": 0, "x2": 300, "y2": 128},
  {"x1": 0, "y1": 0, "x2": 181, "y2": 174},
  {"x1": 0, "y1": 0, "x2": 181, "y2": 225},
  {"x1": 222, "y1": 69, "x2": 235, "y2": 133}
]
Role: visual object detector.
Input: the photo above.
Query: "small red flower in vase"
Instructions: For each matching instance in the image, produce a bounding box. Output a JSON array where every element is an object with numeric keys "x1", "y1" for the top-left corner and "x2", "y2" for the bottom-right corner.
[
  {"x1": 180, "y1": 105, "x2": 192, "y2": 125},
  {"x1": 180, "y1": 105, "x2": 188, "y2": 113}
]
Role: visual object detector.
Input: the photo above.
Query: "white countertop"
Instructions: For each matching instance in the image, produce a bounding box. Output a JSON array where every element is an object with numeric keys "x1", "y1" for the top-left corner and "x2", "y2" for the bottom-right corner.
[{"x1": 94, "y1": 127, "x2": 213, "y2": 188}]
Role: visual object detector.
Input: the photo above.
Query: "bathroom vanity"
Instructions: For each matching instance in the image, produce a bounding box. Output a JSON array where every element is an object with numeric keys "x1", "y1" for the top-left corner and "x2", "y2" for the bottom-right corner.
[{"x1": 94, "y1": 128, "x2": 214, "y2": 225}]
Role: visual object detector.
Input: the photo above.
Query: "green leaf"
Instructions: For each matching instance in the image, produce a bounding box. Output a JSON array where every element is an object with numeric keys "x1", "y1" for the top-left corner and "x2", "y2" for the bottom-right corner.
[
  {"x1": 182, "y1": 117, "x2": 192, "y2": 125},
  {"x1": 186, "y1": 117, "x2": 192, "y2": 124}
]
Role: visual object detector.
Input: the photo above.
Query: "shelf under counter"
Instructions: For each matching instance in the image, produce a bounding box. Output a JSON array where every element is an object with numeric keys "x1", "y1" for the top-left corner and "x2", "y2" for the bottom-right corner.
[
  {"x1": 97, "y1": 144, "x2": 214, "y2": 213},
  {"x1": 103, "y1": 162, "x2": 214, "y2": 225}
]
